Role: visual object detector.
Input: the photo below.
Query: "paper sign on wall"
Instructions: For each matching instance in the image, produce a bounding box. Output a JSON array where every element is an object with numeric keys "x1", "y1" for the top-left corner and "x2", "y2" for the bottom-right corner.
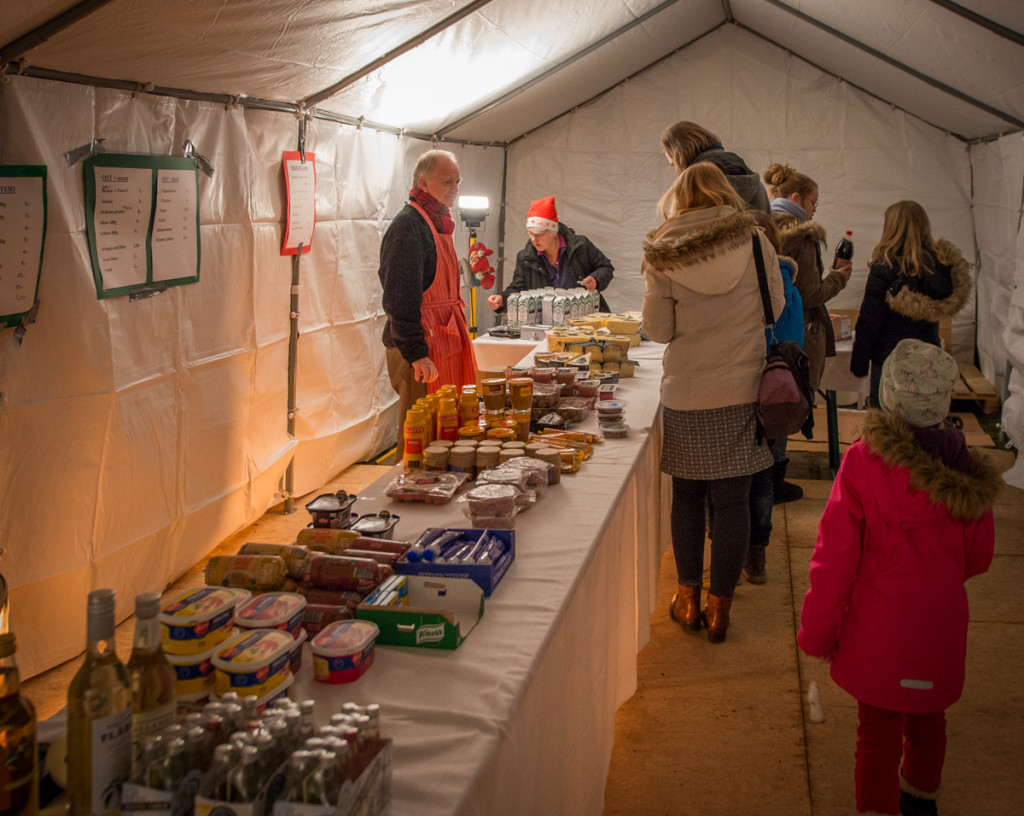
[
  {"x1": 0, "y1": 166, "x2": 47, "y2": 329},
  {"x1": 83, "y1": 154, "x2": 200, "y2": 298},
  {"x1": 282, "y1": 152, "x2": 315, "y2": 255}
]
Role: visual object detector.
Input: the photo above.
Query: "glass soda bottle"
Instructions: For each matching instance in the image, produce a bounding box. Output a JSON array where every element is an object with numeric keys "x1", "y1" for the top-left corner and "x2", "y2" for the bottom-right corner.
[
  {"x1": 67, "y1": 589, "x2": 133, "y2": 816},
  {"x1": 126, "y1": 593, "x2": 177, "y2": 779},
  {"x1": 833, "y1": 230, "x2": 853, "y2": 268},
  {"x1": 0, "y1": 633, "x2": 38, "y2": 816}
]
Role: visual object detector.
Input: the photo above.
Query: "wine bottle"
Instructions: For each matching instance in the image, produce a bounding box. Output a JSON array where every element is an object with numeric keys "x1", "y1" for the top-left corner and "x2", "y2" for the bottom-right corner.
[
  {"x1": 833, "y1": 230, "x2": 853, "y2": 268},
  {"x1": 126, "y1": 593, "x2": 177, "y2": 779},
  {"x1": 67, "y1": 589, "x2": 133, "y2": 816},
  {"x1": 0, "y1": 633, "x2": 39, "y2": 816}
]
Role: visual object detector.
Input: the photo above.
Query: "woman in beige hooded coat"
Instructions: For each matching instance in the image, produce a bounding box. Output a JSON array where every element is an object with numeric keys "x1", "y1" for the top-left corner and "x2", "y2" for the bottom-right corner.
[{"x1": 642, "y1": 163, "x2": 784, "y2": 643}]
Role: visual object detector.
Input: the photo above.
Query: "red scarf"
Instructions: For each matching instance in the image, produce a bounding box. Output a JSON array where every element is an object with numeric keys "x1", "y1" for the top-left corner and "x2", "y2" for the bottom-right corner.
[{"x1": 410, "y1": 187, "x2": 455, "y2": 235}]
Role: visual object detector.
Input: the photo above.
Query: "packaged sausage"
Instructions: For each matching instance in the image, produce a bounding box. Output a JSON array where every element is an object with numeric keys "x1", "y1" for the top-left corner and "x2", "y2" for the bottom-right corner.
[
  {"x1": 303, "y1": 553, "x2": 391, "y2": 592},
  {"x1": 299, "y1": 588, "x2": 366, "y2": 610},
  {"x1": 296, "y1": 526, "x2": 361, "y2": 554},
  {"x1": 237, "y1": 542, "x2": 309, "y2": 578},
  {"x1": 204, "y1": 554, "x2": 287, "y2": 591},
  {"x1": 301, "y1": 603, "x2": 354, "y2": 634}
]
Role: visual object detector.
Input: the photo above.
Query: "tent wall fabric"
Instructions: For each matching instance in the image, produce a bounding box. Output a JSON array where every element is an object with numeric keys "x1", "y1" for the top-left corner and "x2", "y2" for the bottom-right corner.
[
  {"x1": 1, "y1": 1, "x2": 1022, "y2": 677},
  {"x1": 0, "y1": 75, "x2": 505, "y2": 678}
]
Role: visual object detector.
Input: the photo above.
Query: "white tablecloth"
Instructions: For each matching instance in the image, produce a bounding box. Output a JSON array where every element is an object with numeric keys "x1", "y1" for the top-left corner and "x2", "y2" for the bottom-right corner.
[
  {"x1": 290, "y1": 341, "x2": 670, "y2": 816},
  {"x1": 471, "y1": 335, "x2": 544, "y2": 371}
]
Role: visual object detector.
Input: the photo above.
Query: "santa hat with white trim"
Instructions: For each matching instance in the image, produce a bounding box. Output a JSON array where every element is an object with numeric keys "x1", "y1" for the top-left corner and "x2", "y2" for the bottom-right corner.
[{"x1": 526, "y1": 197, "x2": 559, "y2": 232}]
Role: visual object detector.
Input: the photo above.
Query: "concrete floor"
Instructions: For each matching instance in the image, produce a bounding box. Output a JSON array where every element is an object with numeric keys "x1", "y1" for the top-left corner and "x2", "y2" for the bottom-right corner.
[
  {"x1": 602, "y1": 448, "x2": 1023, "y2": 816},
  {"x1": 23, "y1": 451, "x2": 1022, "y2": 816}
]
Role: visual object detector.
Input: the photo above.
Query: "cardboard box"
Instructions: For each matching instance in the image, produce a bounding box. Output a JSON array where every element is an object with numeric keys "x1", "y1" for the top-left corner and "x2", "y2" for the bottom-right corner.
[
  {"x1": 357, "y1": 575, "x2": 484, "y2": 650},
  {"x1": 395, "y1": 528, "x2": 515, "y2": 596},
  {"x1": 829, "y1": 308, "x2": 857, "y2": 340}
]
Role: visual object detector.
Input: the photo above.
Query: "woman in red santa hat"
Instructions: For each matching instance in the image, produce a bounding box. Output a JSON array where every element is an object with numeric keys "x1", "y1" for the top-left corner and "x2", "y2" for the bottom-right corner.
[{"x1": 487, "y1": 196, "x2": 615, "y2": 313}]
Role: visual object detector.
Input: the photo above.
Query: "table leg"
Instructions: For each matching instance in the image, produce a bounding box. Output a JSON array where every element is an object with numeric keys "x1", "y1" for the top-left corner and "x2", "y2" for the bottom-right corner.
[{"x1": 820, "y1": 388, "x2": 840, "y2": 477}]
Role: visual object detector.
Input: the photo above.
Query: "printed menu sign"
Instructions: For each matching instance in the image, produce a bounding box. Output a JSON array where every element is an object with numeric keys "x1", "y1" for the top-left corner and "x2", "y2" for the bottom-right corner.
[
  {"x1": 0, "y1": 166, "x2": 47, "y2": 328},
  {"x1": 282, "y1": 151, "x2": 315, "y2": 255},
  {"x1": 84, "y1": 154, "x2": 200, "y2": 298}
]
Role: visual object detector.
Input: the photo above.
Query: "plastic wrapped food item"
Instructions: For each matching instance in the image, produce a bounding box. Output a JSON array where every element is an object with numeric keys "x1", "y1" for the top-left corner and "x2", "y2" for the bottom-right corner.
[
  {"x1": 204, "y1": 554, "x2": 287, "y2": 591},
  {"x1": 295, "y1": 526, "x2": 361, "y2": 553},
  {"x1": 348, "y1": 510, "x2": 399, "y2": 538},
  {"x1": 304, "y1": 490, "x2": 357, "y2": 528},
  {"x1": 602, "y1": 423, "x2": 630, "y2": 438},
  {"x1": 553, "y1": 398, "x2": 592, "y2": 423},
  {"x1": 465, "y1": 483, "x2": 520, "y2": 516},
  {"x1": 304, "y1": 552, "x2": 391, "y2": 592},
  {"x1": 300, "y1": 587, "x2": 366, "y2": 610},
  {"x1": 237, "y1": 542, "x2": 309, "y2": 578},
  {"x1": 301, "y1": 602, "x2": 354, "y2": 634},
  {"x1": 535, "y1": 412, "x2": 566, "y2": 431},
  {"x1": 475, "y1": 465, "x2": 532, "y2": 493},
  {"x1": 500, "y1": 456, "x2": 551, "y2": 491},
  {"x1": 384, "y1": 469, "x2": 470, "y2": 504}
]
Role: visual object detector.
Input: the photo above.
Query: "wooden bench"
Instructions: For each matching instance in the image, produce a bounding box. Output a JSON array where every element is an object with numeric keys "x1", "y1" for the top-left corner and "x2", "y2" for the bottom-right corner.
[{"x1": 952, "y1": 362, "x2": 1000, "y2": 413}]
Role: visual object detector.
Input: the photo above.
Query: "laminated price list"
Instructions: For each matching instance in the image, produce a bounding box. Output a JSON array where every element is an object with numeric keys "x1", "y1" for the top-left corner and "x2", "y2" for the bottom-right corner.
[
  {"x1": 0, "y1": 166, "x2": 46, "y2": 329},
  {"x1": 84, "y1": 154, "x2": 200, "y2": 298}
]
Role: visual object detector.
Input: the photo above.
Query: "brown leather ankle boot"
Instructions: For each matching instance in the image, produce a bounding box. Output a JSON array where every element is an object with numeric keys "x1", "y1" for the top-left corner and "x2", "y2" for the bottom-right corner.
[
  {"x1": 703, "y1": 593, "x2": 732, "y2": 643},
  {"x1": 669, "y1": 584, "x2": 702, "y2": 632},
  {"x1": 742, "y1": 544, "x2": 767, "y2": 584}
]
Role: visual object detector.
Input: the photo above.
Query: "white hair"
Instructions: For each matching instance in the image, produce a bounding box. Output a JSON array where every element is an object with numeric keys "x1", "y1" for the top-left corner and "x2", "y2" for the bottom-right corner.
[{"x1": 411, "y1": 149, "x2": 458, "y2": 190}]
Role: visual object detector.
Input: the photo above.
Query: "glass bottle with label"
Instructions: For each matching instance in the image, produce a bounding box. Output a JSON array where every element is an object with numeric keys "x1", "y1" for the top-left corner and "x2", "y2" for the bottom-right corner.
[
  {"x1": 67, "y1": 588, "x2": 133, "y2": 816},
  {"x1": 0, "y1": 633, "x2": 38, "y2": 816},
  {"x1": 126, "y1": 593, "x2": 177, "y2": 779}
]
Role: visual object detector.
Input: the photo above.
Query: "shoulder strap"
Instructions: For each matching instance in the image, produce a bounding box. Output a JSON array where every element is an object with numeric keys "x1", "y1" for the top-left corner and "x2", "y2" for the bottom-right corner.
[{"x1": 752, "y1": 233, "x2": 775, "y2": 327}]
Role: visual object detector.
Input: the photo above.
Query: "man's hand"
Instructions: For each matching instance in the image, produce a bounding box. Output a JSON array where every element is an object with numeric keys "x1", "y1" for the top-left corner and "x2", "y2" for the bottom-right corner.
[
  {"x1": 412, "y1": 357, "x2": 439, "y2": 383},
  {"x1": 582, "y1": 276, "x2": 598, "y2": 291},
  {"x1": 487, "y1": 294, "x2": 504, "y2": 310}
]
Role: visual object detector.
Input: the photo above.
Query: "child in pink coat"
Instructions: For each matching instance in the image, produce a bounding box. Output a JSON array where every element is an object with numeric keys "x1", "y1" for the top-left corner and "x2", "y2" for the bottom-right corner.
[{"x1": 798, "y1": 339, "x2": 1001, "y2": 816}]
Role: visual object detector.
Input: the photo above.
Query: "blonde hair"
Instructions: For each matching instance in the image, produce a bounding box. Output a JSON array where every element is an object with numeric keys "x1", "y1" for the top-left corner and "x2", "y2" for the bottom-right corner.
[
  {"x1": 661, "y1": 121, "x2": 721, "y2": 173},
  {"x1": 762, "y1": 163, "x2": 817, "y2": 200},
  {"x1": 658, "y1": 162, "x2": 744, "y2": 219},
  {"x1": 870, "y1": 200, "x2": 935, "y2": 277},
  {"x1": 411, "y1": 149, "x2": 458, "y2": 190}
]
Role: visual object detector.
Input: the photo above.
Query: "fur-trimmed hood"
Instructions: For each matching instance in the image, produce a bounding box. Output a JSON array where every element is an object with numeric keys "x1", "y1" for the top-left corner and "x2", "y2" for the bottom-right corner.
[
  {"x1": 771, "y1": 212, "x2": 827, "y2": 246},
  {"x1": 860, "y1": 410, "x2": 1000, "y2": 520},
  {"x1": 885, "y1": 238, "x2": 971, "y2": 322},
  {"x1": 642, "y1": 206, "x2": 758, "y2": 295}
]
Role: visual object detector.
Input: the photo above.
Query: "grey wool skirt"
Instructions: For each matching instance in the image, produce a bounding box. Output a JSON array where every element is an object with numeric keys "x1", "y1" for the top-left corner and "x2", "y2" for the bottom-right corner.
[{"x1": 660, "y1": 402, "x2": 772, "y2": 480}]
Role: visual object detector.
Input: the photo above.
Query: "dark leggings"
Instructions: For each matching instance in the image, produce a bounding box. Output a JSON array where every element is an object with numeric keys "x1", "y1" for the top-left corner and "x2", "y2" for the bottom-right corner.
[{"x1": 671, "y1": 474, "x2": 752, "y2": 598}]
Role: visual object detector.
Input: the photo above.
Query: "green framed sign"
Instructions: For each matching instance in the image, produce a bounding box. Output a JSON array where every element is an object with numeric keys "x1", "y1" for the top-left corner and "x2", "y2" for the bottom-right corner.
[
  {"x1": 0, "y1": 165, "x2": 47, "y2": 329},
  {"x1": 83, "y1": 154, "x2": 200, "y2": 298}
]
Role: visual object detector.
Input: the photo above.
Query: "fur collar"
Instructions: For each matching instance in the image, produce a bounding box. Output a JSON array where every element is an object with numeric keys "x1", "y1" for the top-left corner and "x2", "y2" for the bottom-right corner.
[
  {"x1": 779, "y1": 254, "x2": 798, "y2": 282},
  {"x1": 642, "y1": 209, "x2": 755, "y2": 271},
  {"x1": 860, "y1": 410, "x2": 1000, "y2": 520},
  {"x1": 885, "y1": 238, "x2": 971, "y2": 321},
  {"x1": 771, "y1": 212, "x2": 827, "y2": 245}
]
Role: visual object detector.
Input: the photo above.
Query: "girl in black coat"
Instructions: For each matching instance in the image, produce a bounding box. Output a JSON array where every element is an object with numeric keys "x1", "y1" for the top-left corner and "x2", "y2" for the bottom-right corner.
[{"x1": 850, "y1": 200, "x2": 970, "y2": 406}]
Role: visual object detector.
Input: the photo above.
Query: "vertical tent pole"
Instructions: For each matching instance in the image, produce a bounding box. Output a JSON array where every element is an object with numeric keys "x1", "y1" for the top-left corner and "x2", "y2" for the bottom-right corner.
[{"x1": 284, "y1": 240, "x2": 302, "y2": 514}]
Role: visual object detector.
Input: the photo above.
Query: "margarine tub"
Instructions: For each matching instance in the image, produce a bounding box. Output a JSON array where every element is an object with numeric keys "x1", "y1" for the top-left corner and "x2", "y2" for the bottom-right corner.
[
  {"x1": 166, "y1": 641, "x2": 218, "y2": 696},
  {"x1": 311, "y1": 619, "x2": 379, "y2": 684},
  {"x1": 212, "y1": 628, "x2": 293, "y2": 698},
  {"x1": 160, "y1": 587, "x2": 240, "y2": 656},
  {"x1": 234, "y1": 592, "x2": 306, "y2": 635}
]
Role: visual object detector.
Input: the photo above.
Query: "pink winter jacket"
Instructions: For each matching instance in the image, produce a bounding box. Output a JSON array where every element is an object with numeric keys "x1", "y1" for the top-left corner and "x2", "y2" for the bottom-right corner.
[{"x1": 798, "y1": 410, "x2": 1000, "y2": 712}]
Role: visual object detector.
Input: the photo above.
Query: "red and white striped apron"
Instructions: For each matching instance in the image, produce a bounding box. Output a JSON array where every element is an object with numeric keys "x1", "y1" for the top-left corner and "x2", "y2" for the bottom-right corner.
[{"x1": 408, "y1": 200, "x2": 478, "y2": 390}]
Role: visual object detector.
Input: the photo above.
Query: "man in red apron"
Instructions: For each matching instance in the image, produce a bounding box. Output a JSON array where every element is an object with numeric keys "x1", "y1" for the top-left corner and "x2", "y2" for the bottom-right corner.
[{"x1": 378, "y1": 149, "x2": 478, "y2": 458}]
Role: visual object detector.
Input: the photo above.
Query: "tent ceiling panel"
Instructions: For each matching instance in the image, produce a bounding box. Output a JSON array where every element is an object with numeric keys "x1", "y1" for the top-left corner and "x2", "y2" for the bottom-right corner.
[
  {"x1": 946, "y1": 0, "x2": 1024, "y2": 36},
  {"x1": 731, "y1": 0, "x2": 1017, "y2": 140},
  {"x1": 438, "y1": 0, "x2": 725, "y2": 143},
  {"x1": 10, "y1": 0, "x2": 467, "y2": 102},
  {"x1": 0, "y1": 0, "x2": 86, "y2": 54},
  {"x1": 779, "y1": 0, "x2": 1024, "y2": 130},
  {"x1": 312, "y1": 0, "x2": 687, "y2": 138}
]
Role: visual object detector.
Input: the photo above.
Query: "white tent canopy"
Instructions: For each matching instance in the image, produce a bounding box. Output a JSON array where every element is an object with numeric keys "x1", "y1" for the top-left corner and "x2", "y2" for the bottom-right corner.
[{"x1": 1, "y1": 0, "x2": 1022, "y2": 677}]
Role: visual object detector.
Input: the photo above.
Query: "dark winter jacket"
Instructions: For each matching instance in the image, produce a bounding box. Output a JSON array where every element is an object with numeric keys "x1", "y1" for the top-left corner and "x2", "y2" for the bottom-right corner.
[
  {"x1": 798, "y1": 410, "x2": 999, "y2": 713},
  {"x1": 850, "y1": 239, "x2": 970, "y2": 377},
  {"x1": 498, "y1": 223, "x2": 615, "y2": 312},
  {"x1": 378, "y1": 203, "x2": 437, "y2": 364},
  {"x1": 692, "y1": 147, "x2": 770, "y2": 213},
  {"x1": 772, "y1": 214, "x2": 847, "y2": 357}
]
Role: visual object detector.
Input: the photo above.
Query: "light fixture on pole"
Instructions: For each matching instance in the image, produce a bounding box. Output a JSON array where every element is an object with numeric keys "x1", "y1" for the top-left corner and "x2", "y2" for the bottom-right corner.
[{"x1": 457, "y1": 195, "x2": 494, "y2": 340}]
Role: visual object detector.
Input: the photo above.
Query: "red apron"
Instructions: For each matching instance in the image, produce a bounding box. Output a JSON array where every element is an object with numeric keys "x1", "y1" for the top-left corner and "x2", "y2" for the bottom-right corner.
[{"x1": 408, "y1": 200, "x2": 478, "y2": 390}]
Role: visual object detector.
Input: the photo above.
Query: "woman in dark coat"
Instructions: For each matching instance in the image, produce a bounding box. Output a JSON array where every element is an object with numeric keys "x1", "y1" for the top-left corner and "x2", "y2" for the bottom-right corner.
[{"x1": 850, "y1": 200, "x2": 970, "y2": 407}]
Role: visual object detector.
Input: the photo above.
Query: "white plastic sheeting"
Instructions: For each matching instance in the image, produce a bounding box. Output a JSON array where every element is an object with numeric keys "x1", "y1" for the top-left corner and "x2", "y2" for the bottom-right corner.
[{"x1": 0, "y1": 75, "x2": 505, "y2": 677}]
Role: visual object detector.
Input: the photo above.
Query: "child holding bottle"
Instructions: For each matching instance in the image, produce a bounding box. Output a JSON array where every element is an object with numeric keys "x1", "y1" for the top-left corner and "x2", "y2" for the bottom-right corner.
[{"x1": 798, "y1": 339, "x2": 1000, "y2": 815}]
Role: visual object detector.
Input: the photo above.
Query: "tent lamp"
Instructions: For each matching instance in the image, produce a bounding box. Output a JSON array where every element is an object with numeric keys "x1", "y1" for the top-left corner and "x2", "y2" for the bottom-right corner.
[{"x1": 458, "y1": 196, "x2": 489, "y2": 228}]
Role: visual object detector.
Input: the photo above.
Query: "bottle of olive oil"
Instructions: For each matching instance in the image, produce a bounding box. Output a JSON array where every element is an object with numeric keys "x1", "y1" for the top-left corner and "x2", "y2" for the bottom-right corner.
[
  {"x1": 0, "y1": 633, "x2": 38, "y2": 816},
  {"x1": 126, "y1": 593, "x2": 176, "y2": 779},
  {"x1": 67, "y1": 589, "x2": 133, "y2": 816}
]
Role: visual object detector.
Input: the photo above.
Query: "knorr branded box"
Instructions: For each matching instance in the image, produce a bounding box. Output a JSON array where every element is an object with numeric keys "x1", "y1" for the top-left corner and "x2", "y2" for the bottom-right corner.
[{"x1": 356, "y1": 575, "x2": 484, "y2": 650}]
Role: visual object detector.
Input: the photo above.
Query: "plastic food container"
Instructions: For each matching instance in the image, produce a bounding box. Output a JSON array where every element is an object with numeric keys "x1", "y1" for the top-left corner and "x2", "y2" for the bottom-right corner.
[
  {"x1": 305, "y1": 491, "x2": 357, "y2": 528},
  {"x1": 349, "y1": 511, "x2": 400, "y2": 539},
  {"x1": 311, "y1": 620, "x2": 379, "y2": 684},
  {"x1": 160, "y1": 587, "x2": 240, "y2": 656},
  {"x1": 288, "y1": 627, "x2": 307, "y2": 674},
  {"x1": 212, "y1": 629, "x2": 294, "y2": 698},
  {"x1": 234, "y1": 591, "x2": 306, "y2": 636},
  {"x1": 166, "y1": 642, "x2": 218, "y2": 696}
]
